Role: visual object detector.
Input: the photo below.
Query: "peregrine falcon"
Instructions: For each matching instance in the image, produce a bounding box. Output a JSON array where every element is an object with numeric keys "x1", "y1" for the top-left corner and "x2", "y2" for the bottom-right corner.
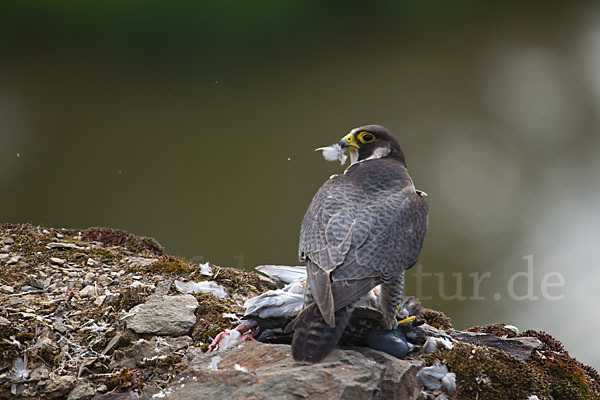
[{"x1": 285, "y1": 124, "x2": 428, "y2": 363}]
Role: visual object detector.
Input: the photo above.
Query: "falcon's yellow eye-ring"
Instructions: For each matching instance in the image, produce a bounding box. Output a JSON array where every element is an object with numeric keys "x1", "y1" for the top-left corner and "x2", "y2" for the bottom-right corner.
[{"x1": 357, "y1": 131, "x2": 375, "y2": 144}]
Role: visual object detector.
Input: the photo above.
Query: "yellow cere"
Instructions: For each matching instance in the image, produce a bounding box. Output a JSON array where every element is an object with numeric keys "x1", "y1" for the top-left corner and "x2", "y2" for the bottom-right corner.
[
  {"x1": 357, "y1": 131, "x2": 375, "y2": 144},
  {"x1": 342, "y1": 133, "x2": 360, "y2": 149}
]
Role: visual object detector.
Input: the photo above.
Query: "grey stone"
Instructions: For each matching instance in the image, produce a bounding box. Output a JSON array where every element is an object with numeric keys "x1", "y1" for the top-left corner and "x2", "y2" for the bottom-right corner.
[
  {"x1": 450, "y1": 330, "x2": 542, "y2": 360},
  {"x1": 87, "y1": 258, "x2": 98, "y2": 266},
  {"x1": 53, "y1": 317, "x2": 68, "y2": 334},
  {"x1": 47, "y1": 242, "x2": 85, "y2": 250},
  {"x1": 80, "y1": 285, "x2": 96, "y2": 297},
  {"x1": 30, "y1": 278, "x2": 47, "y2": 289},
  {"x1": 162, "y1": 341, "x2": 422, "y2": 400},
  {"x1": 41, "y1": 375, "x2": 76, "y2": 399},
  {"x1": 154, "y1": 280, "x2": 172, "y2": 296},
  {"x1": 98, "y1": 274, "x2": 112, "y2": 286},
  {"x1": 7, "y1": 255, "x2": 20, "y2": 265},
  {"x1": 32, "y1": 337, "x2": 60, "y2": 363},
  {"x1": 1, "y1": 237, "x2": 15, "y2": 245},
  {"x1": 50, "y1": 257, "x2": 65, "y2": 265},
  {"x1": 84, "y1": 272, "x2": 96, "y2": 284},
  {"x1": 92, "y1": 392, "x2": 139, "y2": 399},
  {"x1": 68, "y1": 381, "x2": 95, "y2": 400},
  {"x1": 122, "y1": 256, "x2": 157, "y2": 267},
  {"x1": 0, "y1": 285, "x2": 14, "y2": 294},
  {"x1": 30, "y1": 364, "x2": 50, "y2": 381},
  {"x1": 102, "y1": 333, "x2": 122, "y2": 355},
  {"x1": 94, "y1": 295, "x2": 107, "y2": 306},
  {"x1": 96, "y1": 384, "x2": 108, "y2": 393},
  {"x1": 120, "y1": 295, "x2": 198, "y2": 336}
]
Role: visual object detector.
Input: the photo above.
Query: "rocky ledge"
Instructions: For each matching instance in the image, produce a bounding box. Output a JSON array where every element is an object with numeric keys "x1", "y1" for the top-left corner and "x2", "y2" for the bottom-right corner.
[{"x1": 0, "y1": 224, "x2": 598, "y2": 400}]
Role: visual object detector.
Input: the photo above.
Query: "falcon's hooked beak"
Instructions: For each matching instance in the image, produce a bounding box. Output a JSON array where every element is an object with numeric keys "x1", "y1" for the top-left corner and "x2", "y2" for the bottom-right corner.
[
  {"x1": 339, "y1": 132, "x2": 360, "y2": 150},
  {"x1": 339, "y1": 132, "x2": 360, "y2": 165}
]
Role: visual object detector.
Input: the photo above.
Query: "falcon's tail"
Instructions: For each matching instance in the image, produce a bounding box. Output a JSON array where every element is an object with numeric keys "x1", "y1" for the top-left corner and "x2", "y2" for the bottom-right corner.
[{"x1": 285, "y1": 303, "x2": 354, "y2": 363}]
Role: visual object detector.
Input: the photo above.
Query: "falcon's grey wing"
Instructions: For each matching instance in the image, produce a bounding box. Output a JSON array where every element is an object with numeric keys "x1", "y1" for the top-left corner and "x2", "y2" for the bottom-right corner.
[
  {"x1": 299, "y1": 176, "x2": 359, "y2": 270},
  {"x1": 299, "y1": 175, "x2": 363, "y2": 326}
]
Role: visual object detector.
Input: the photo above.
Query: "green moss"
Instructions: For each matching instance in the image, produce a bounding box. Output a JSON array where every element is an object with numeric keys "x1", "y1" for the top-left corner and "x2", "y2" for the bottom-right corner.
[
  {"x1": 424, "y1": 328, "x2": 600, "y2": 399},
  {"x1": 87, "y1": 247, "x2": 121, "y2": 260},
  {"x1": 82, "y1": 227, "x2": 164, "y2": 256},
  {"x1": 422, "y1": 308, "x2": 452, "y2": 330},
  {"x1": 520, "y1": 330, "x2": 600, "y2": 399},
  {"x1": 27, "y1": 245, "x2": 49, "y2": 253},
  {"x1": 546, "y1": 361, "x2": 593, "y2": 399},
  {"x1": 424, "y1": 342, "x2": 549, "y2": 399},
  {"x1": 112, "y1": 287, "x2": 152, "y2": 312},
  {"x1": 191, "y1": 292, "x2": 240, "y2": 343},
  {"x1": 209, "y1": 265, "x2": 276, "y2": 296},
  {"x1": 15, "y1": 332, "x2": 35, "y2": 342},
  {"x1": 156, "y1": 354, "x2": 183, "y2": 369},
  {"x1": 107, "y1": 367, "x2": 135, "y2": 389},
  {"x1": 147, "y1": 257, "x2": 190, "y2": 274}
]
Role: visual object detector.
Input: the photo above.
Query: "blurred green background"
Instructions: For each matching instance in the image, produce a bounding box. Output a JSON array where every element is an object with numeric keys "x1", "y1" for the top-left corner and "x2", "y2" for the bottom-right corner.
[{"x1": 2, "y1": 1, "x2": 599, "y2": 368}]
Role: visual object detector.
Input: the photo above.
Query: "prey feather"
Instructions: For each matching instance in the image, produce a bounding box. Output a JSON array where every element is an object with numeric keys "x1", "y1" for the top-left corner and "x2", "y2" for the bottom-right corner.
[{"x1": 315, "y1": 143, "x2": 347, "y2": 165}]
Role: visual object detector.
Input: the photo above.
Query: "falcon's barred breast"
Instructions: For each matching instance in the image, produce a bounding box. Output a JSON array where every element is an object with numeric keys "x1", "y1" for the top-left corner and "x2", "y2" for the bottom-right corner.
[{"x1": 285, "y1": 125, "x2": 428, "y2": 363}]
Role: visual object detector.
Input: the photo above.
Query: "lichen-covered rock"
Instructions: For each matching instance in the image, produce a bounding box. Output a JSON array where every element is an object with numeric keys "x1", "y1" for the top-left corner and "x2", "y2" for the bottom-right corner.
[{"x1": 160, "y1": 341, "x2": 422, "y2": 400}]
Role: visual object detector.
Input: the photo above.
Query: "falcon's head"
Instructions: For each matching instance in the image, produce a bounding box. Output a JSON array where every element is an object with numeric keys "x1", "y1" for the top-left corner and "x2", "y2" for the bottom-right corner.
[{"x1": 339, "y1": 125, "x2": 406, "y2": 166}]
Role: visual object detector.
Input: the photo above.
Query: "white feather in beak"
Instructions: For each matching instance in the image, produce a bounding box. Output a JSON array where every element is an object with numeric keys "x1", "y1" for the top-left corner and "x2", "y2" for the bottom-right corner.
[{"x1": 315, "y1": 143, "x2": 347, "y2": 165}]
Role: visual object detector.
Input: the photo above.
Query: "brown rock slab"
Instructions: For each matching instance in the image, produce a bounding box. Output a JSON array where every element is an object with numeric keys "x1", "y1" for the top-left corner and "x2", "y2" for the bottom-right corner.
[
  {"x1": 42, "y1": 375, "x2": 77, "y2": 399},
  {"x1": 161, "y1": 341, "x2": 422, "y2": 400},
  {"x1": 450, "y1": 330, "x2": 541, "y2": 360}
]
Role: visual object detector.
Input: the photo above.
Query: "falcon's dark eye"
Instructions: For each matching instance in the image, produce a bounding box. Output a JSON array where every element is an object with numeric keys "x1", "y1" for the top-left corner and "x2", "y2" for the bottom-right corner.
[{"x1": 358, "y1": 131, "x2": 375, "y2": 144}]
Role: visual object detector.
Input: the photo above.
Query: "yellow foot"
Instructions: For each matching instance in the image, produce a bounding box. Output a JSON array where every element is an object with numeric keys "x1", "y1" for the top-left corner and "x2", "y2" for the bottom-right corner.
[{"x1": 397, "y1": 315, "x2": 416, "y2": 325}]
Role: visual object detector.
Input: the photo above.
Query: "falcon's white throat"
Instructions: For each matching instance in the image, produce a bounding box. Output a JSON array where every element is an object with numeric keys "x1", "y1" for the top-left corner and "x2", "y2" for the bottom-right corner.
[
  {"x1": 349, "y1": 148, "x2": 359, "y2": 165},
  {"x1": 349, "y1": 143, "x2": 391, "y2": 167},
  {"x1": 365, "y1": 144, "x2": 391, "y2": 161}
]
